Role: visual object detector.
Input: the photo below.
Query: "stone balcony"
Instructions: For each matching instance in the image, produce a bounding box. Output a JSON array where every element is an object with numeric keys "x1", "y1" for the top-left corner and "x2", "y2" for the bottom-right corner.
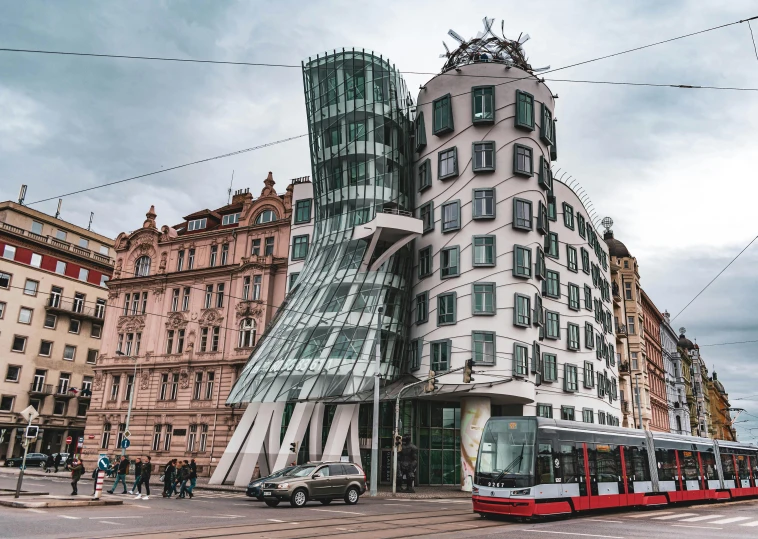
[{"x1": 0, "y1": 221, "x2": 114, "y2": 265}]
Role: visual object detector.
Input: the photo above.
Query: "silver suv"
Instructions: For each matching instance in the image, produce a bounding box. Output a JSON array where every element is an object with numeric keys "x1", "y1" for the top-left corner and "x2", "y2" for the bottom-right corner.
[{"x1": 261, "y1": 462, "x2": 366, "y2": 507}]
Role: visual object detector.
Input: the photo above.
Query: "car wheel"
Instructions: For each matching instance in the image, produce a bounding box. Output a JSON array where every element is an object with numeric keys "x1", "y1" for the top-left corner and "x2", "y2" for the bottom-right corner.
[
  {"x1": 39, "y1": 462, "x2": 46, "y2": 468},
  {"x1": 290, "y1": 488, "x2": 308, "y2": 508},
  {"x1": 319, "y1": 499, "x2": 332, "y2": 505},
  {"x1": 344, "y1": 486, "x2": 360, "y2": 505},
  {"x1": 264, "y1": 499, "x2": 280, "y2": 507}
]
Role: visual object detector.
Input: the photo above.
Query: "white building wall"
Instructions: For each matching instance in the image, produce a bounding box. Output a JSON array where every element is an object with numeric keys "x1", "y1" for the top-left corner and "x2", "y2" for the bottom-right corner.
[{"x1": 410, "y1": 63, "x2": 620, "y2": 423}]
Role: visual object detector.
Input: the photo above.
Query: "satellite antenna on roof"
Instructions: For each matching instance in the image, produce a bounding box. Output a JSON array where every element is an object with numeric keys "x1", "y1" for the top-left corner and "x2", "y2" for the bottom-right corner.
[
  {"x1": 227, "y1": 170, "x2": 235, "y2": 204},
  {"x1": 448, "y1": 29, "x2": 465, "y2": 44}
]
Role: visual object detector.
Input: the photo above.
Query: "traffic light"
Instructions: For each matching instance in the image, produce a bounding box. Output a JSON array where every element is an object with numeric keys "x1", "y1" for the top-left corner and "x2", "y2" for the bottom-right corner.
[
  {"x1": 289, "y1": 442, "x2": 298, "y2": 453},
  {"x1": 394, "y1": 434, "x2": 403, "y2": 452},
  {"x1": 25, "y1": 426, "x2": 39, "y2": 439},
  {"x1": 425, "y1": 371, "x2": 439, "y2": 392},
  {"x1": 463, "y1": 359, "x2": 474, "y2": 383}
]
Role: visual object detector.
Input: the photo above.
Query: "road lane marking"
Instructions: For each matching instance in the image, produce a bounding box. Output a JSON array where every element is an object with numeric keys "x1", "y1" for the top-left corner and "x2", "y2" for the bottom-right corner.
[
  {"x1": 587, "y1": 519, "x2": 623, "y2": 523},
  {"x1": 58, "y1": 515, "x2": 81, "y2": 519},
  {"x1": 709, "y1": 516, "x2": 751, "y2": 524},
  {"x1": 528, "y1": 531, "x2": 624, "y2": 539},
  {"x1": 678, "y1": 515, "x2": 724, "y2": 522},
  {"x1": 308, "y1": 509, "x2": 365, "y2": 515},
  {"x1": 652, "y1": 513, "x2": 697, "y2": 520},
  {"x1": 99, "y1": 521, "x2": 124, "y2": 525},
  {"x1": 626, "y1": 511, "x2": 673, "y2": 518},
  {"x1": 268, "y1": 519, "x2": 286, "y2": 523},
  {"x1": 741, "y1": 521, "x2": 758, "y2": 527},
  {"x1": 190, "y1": 516, "x2": 242, "y2": 519},
  {"x1": 88, "y1": 516, "x2": 143, "y2": 519},
  {"x1": 26, "y1": 509, "x2": 47, "y2": 514},
  {"x1": 670, "y1": 525, "x2": 722, "y2": 529}
]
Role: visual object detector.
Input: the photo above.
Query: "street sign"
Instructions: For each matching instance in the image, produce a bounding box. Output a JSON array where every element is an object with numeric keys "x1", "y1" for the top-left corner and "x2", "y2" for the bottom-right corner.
[
  {"x1": 25, "y1": 426, "x2": 39, "y2": 439},
  {"x1": 121, "y1": 439, "x2": 130, "y2": 449},
  {"x1": 123, "y1": 429, "x2": 132, "y2": 439},
  {"x1": 78, "y1": 436, "x2": 84, "y2": 445},
  {"x1": 20, "y1": 405, "x2": 39, "y2": 423},
  {"x1": 98, "y1": 455, "x2": 111, "y2": 471},
  {"x1": 65, "y1": 436, "x2": 72, "y2": 445}
]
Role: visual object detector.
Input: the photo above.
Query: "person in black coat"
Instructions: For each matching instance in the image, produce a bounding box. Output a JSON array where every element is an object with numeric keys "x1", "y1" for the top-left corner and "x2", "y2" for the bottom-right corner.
[
  {"x1": 45, "y1": 454, "x2": 54, "y2": 473},
  {"x1": 53, "y1": 453, "x2": 62, "y2": 473},
  {"x1": 162, "y1": 459, "x2": 176, "y2": 498},
  {"x1": 135, "y1": 456, "x2": 152, "y2": 500}
]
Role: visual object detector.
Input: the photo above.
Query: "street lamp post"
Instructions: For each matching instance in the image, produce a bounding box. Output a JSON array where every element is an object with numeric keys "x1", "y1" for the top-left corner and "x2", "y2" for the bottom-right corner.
[
  {"x1": 634, "y1": 373, "x2": 644, "y2": 430},
  {"x1": 116, "y1": 351, "x2": 138, "y2": 456},
  {"x1": 370, "y1": 306, "x2": 383, "y2": 497}
]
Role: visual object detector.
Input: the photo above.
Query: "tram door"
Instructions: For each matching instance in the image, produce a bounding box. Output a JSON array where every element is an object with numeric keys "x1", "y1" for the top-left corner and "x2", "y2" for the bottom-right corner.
[
  {"x1": 736, "y1": 455, "x2": 751, "y2": 488},
  {"x1": 554, "y1": 444, "x2": 581, "y2": 498},
  {"x1": 594, "y1": 444, "x2": 621, "y2": 497}
]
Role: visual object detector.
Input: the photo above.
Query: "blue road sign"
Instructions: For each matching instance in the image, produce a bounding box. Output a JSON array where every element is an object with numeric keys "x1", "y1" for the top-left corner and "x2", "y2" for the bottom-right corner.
[
  {"x1": 98, "y1": 455, "x2": 110, "y2": 471},
  {"x1": 121, "y1": 438, "x2": 130, "y2": 449}
]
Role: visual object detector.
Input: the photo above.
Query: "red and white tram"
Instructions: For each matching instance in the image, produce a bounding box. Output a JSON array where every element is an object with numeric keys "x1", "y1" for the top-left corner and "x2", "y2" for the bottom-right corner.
[{"x1": 473, "y1": 417, "x2": 758, "y2": 517}]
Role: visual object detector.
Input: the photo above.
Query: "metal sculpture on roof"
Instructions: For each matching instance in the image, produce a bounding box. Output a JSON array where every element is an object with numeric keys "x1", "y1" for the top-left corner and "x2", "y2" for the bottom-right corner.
[{"x1": 440, "y1": 17, "x2": 549, "y2": 74}]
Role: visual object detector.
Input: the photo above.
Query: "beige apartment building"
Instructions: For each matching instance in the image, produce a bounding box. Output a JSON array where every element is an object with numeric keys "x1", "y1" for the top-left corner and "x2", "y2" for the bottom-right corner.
[
  {"x1": 82, "y1": 175, "x2": 294, "y2": 476},
  {"x1": 0, "y1": 201, "x2": 114, "y2": 460}
]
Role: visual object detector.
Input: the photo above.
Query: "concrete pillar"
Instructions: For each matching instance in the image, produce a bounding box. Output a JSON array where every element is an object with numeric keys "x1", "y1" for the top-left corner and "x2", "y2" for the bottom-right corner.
[
  {"x1": 273, "y1": 402, "x2": 315, "y2": 471},
  {"x1": 208, "y1": 403, "x2": 260, "y2": 485},
  {"x1": 5, "y1": 428, "x2": 17, "y2": 460},
  {"x1": 309, "y1": 402, "x2": 325, "y2": 461},
  {"x1": 322, "y1": 404, "x2": 358, "y2": 462},
  {"x1": 460, "y1": 396, "x2": 491, "y2": 492}
]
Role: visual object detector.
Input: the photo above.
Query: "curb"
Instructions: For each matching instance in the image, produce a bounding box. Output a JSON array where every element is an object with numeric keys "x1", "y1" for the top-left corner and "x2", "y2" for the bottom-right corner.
[{"x1": 0, "y1": 497, "x2": 123, "y2": 508}]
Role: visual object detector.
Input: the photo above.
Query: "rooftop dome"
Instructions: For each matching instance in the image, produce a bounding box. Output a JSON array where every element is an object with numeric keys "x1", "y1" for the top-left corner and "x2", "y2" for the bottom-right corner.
[
  {"x1": 677, "y1": 332, "x2": 695, "y2": 351},
  {"x1": 604, "y1": 231, "x2": 631, "y2": 258}
]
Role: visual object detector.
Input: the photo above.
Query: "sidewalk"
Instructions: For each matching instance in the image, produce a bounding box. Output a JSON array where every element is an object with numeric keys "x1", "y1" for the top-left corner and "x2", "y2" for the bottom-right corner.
[{"x1": 0, "y1": 468, "x2": 471, "y2": 498}]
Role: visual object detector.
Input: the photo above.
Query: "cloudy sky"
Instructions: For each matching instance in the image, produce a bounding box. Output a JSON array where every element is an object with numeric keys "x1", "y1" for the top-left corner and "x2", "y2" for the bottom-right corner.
[{"x1": 2, "y1": 0, "x2": 758, "y2": 439}]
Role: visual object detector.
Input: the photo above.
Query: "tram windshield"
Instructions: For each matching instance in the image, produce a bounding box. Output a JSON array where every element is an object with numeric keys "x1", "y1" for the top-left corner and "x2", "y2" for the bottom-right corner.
[{"x1": 476, "y1": 418, "x2": 536, "y2": 487}]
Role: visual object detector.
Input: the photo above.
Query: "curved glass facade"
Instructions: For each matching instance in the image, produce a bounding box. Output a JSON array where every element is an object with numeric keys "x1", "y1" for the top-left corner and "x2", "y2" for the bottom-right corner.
[{"x1": 227, "y1": 50, "x2": 415, "y2": 404}]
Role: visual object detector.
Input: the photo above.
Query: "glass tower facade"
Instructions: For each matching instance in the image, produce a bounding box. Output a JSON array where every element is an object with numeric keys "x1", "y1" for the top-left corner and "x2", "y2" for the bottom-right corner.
[{"x1": 227, "y1": 50, "x2": 415, "y2": 404}]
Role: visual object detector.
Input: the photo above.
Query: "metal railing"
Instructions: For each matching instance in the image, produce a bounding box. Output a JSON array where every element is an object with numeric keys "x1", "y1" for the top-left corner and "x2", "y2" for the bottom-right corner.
[
  {"x1": 29, "y1": 383, "x2": 53, "y2": 395},
  {"x1": 0, "y1": 221, "x2": 114, "y2": 265},
  {"x1": 47, "y1": 296, "x2": 106, "y2": 319},
  {"x1": 615, "y1": 324, "x2": 627, "y2": 335},
  {"x1": 380, "y1": 208, "x2": 413, "y2": 217}
]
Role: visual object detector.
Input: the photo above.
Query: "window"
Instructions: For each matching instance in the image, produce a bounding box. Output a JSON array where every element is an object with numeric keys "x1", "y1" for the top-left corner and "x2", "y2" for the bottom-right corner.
[
  {"x1": 543, "y1": 353, "x2": 557, "y2": 381},
  {"x1": 110, "y1": 375, "x2": 121, "y2": 401},
  {"x1": 288, "y1": 272, "x2": 299, "y2": 291},
  {"x1": 631, "y1": 352, "x2": 639, "y2": 370},
  {"x1": 472, "y1": 332, "x2": 495, "y2": 365},
  {"x1": 585, "y1": 322, "x2": 594, "y2": 349},
  {"x1": 472, "y1": 283, "x2": 495, "y2": 315},
  {"x1": 55, "y1": 261, "x2": 66, "y2": 274},
  {"x1": 515, "y1": 90, "x2": 534, "y2": 129},
  {"x1": 543, "y1": 270, "x2": 560, "y2": 298},
  {"x1": 472, "y1": 188, "x2": 495, "y2": 219},
  {"x1": 438, "y1": 147, "x2": 458, "y2": 179},
  {"x1": 151, "y1": 425, "x2": 161, "y2": 451},
  {"x1": 437, "y1": 293, "x2": 456, "y2": 326},
  {"x1": 348, "y1": 121, "x2": 366, "y2": 142},
  {"x1": 545, "y1": 311, "x2": 560, "y2": 339},
  {"x1": 125, "y1": 374, "x2": 134, "y2": 401},
  {"x1": 251, "y1": 239, "x2": 261, "y2": 256},
  {"x1": 222, "y1": 212, "x2": 240, "y2": 226},
  {"x1": 256, "y1": 210, "x2": 277, "y2": 224},
  {"x1": 101, "y1": 423, "x2": 112, "y2": 449},
  {"x1": 239, "y1": 318, "x2": 256, "y2": 348},
  {"x1": 537, "y1": 403, "x2": 552, "y2": 418},
  {"x1": 472, "y1": 86, "x2": 494, "y2": 123},
  {"x1": 30, "y1": 253, "x2": 42, "y2": 268},
  {"x1": 11, "y1": 336, "x2": 26, "y2": 353},
  {"x1": 581, "y1": 248, "x2": 590, "y2": 274},
  {"x1": 577, "y1": 213, "x2": 586, "y2": 238},
  {"x1": 252, "y1": 275, "x2": 262, "y2": 300},
  {"x1": 473, "y1": 236, "x2": 495, "y2": 266},
  {"x1": 188, "y1": 248, "x2": 195, "y2": 269},
  {"x1": 514, "y1": 293, "x2": 531, "y2": 327},
  {"x1": 215, "y1": 283, "x2": 225, "y2": 308},
  {"x1": 547, "y1": 192, "x2": 557, "y2": 221},
  {"x1": 205, "y1": 372, "x2": 215, "y2": 400},
  {"x1": 541, "y1": 103, "x2": 554, "y2": 145},
  {"x1": 513, "y1": 198, "x2": 532, "y2": 230},
  {"x1": 419, "y1": 202, "x2": 434, "y2": 233},
  {"x1": 2, "y1": 244, "x2": 16, "y2": 260},
  {"x1": 24, "y1": 279, "x2": 38, "y2": 296},
  {"x1": 87, "y1": 349, "x2": 98, "y2": 364},
  {"x1": 55, "y1": 229, "x2": 67, "y2": 241},
  {"x1": 39, "y1": 340, "x2": 53, "y2": 357},
  {"x1": 430, "y1": 340, "x2": 451, "y2": 372},
  {"x1": 624, "y1": 282, "x2": 632, "y2": 300},
  {"x1": 177, "y1": 250, "x2": 185, "y2": 271},
  {"x1": 513, "y1": 343, "x2": 528, "y2": 377},
  {"x1": 440, "y1": 246, "x2": 460, "y2": 279},
  {"x1": 187, "y1": 424, "x2": 197, "y2": 451},
  {"x1": 209, "y1": 245, "x2": 218, "y2": 267},
  {"x1": 568, "y1": 283, "x2": 580, "y2": 311},
  {"x1": 567, "y1": 245, "x2": 578, "y2": 272},
  {"x1": 538, "y1": 156, "x2": 552, "y2": 190},
  {"x1": 627, "y1": 316, "x2": 636, "y2": 335},
  {"x1": 415, "y1": 292, "x2": 428, "y2": 324},
  {"x1": 432, "y1": 93, "x2": 454, "y2": 135},
  {"x1": 193, "y1": 372, "x2": 203, "y2": 400},
  {"x1": 223, "y1": 243, "x2": 231, "y2": 265},
  {"x1": 415, "y1": 112, "x2": 427, "y2": 151},
  {"x1": 417, "y1": 159, "x2": 431, "y2": 191},
  {"x1": 5, "y1": 365, "x2": 20, "y2": 382},
  {"x1": 513, "y1": 245, "x2": 532, "y2": 279},
  {"x1": 513, "y1": 144, "x2": 533, "y2": 176},
  {"x1": 292, "y1": 235, "x2": 309, "y2": 261},
  {"x1": 537, "y1": 201, "x2": 548, "y2": 235},
  {"x1": 0, "y1": 301, "x2": 4, "y2": 319},
  {"x1": 441, "y1": 201, "x2": 460, "y2": 232},
  {"x1": 265, "y1": 237, "x2": 275, "y2": 255},
  {"x1": 164, "y1": 425, "x2": 173, "y2": 451},
  {"x1": 563, "y1": 203, "x2": 574, "y2": 230},
  {"x1": 546, "y1": 232, "x2": 559, "y2": 258},
  {"x1": 409, "y1": 339, "x2": 422, "y2": 371},
  {"x1": 294, "y1": 199, "x2": 312, "y2": 223},
  {"x1": 99, "y1": 245, "x2": 109, "y2": 255},
  {"x1": 0, "y1": 396, "x2": 14, "y2": 412},
  {"x1": 472, "y1": 141, "x2": 495, "y2": 172},
  {"x1": 584, "y1": 361, "x2": 595, "y2": 389},
  {"x1": 564, "y1": 364, "x2": 578, "y2": 392},
  {"x1": 166, "y1": 330, "x2": 175, "y2": 354},
  {"x1": 582, "y1": 408, "x2": 594, "y2": 423},
  {"x1": 134, "y1": 255, "x2": 151, "y2": 276},
  {"x1": 188, "y1": 218, "x2": 207, "y2": 231},
  {"x1": 211, "y1": 327, "x2": 219, "y2": 352},
  {"x1": 31, "y1": 221, "x2": 43, "y2": 235},
  {"x1": 418, "y1": 246, "x2": 432, "y2": 278},
  {"x1": 535, "y1": 246, "x2": 546, "y2": 281},
  {"x1": 567, "y1": 323, "x2": 580, "y2": 351},
  {"x1": 18, "y1": 307, "x2": 32, "y2": 324},
  {"x1": 68, "y1": 318, "x2": 80, "y2": 334},
  {"x1": 170, "y1": 288, "x2": 180, "y2": 312}
]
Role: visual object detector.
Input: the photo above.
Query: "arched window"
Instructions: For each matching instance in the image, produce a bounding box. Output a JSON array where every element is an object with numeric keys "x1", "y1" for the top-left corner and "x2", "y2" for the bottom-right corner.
[
  {"x1": 239, "y1": 318, "x2": 256, "y2": 348},
  {"x1": 134, "y1": 256, "x2": 151, "y2": 277},
  {"x1": 255, "y1": 210, "x2": 277, "y2": 224}
]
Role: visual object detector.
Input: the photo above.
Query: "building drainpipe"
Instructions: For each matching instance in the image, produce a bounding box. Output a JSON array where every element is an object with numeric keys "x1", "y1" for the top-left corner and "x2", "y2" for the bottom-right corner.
[{"x1": 620, "y1": 274, "x2": 638, "y2": 429}]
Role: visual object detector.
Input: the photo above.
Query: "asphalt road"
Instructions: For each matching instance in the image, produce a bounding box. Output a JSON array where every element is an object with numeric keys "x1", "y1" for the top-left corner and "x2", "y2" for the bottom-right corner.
[{"x1": 2, "y1": 473, "x2": 758, "y2": 539}]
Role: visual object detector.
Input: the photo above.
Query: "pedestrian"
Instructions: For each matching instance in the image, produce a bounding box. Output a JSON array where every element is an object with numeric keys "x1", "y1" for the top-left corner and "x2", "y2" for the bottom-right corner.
[
  {"x1": 128, "y1": 457, "x2": 142, "y2": 495},
  {"x1": 70, "y1": 459, "x2": 85, "y2": 496},
  {"x1": 135, "y1": 456, "x2": 151, "y2": 500},
  {"x1": 187, "y1": 458, "x2": 197, "y2": 498},
  {"x1": 45, "y1": 454, "x2": 54, "y2": 473},
  {"x1": 65, "y1": 454, "x2": 73, "y2": 471},
  {"x1": 107, "y1": 456, "x2": 129, "y2": 494},
  {"x1": 91, "y1": 467, "x2": 100, "y2": 495},
  {"x1": 54, "y1": 452, "x2": 62, "y2": 473},
  {"x1": 171, "y1": 459, "x2": 181, "y2": 496},
  {"x1": 174, "y1": 461, "x2": 185, "y2": 497},
  {"x1": 162, "y1": 459, "x2": 176, "y2": 498}
]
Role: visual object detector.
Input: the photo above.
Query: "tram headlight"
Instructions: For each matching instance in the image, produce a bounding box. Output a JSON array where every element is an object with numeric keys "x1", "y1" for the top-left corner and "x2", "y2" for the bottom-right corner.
[
  {"x1": 510, "y1": 488, "x2": 530, "y2": 496},
  {"x1": 472, "y1": 486, "x2": 479, "y2": 495}
]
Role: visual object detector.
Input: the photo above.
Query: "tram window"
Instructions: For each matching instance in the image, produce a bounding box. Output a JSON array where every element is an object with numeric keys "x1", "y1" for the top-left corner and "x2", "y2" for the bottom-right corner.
[
  {"x1": 536, "y1": 443, "x2": 555, "y2": 484},
  {"x1": 701, "y1": 450, "x2": 718, "y2": 481},
  {"x1": 737, "y1": 454, "x2": 750, "y2": 480},
  {"x1": 556, "y1": 444, "x2": 579, "y2": 484},
  {"x1": 720, "y1": 453, "x2": 736, "y2": 480},
  {"x1": 596, "y1": 445, "x2": 619, "y2": 482},
  {"x1": 628, "y1": 447, "x2": 651, "y2": 481},
  {"x1": 655, "y1": 449, "x2": 677, "y2": 482},
  {"x1": 681, "y1": 450, "x2": 699, "y2": 481}
]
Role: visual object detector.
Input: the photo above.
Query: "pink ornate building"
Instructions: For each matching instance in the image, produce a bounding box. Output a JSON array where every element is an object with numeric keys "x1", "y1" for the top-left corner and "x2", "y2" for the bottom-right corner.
[{"x1": 82, "y1": 174, "x2": 292, "y2": 475}]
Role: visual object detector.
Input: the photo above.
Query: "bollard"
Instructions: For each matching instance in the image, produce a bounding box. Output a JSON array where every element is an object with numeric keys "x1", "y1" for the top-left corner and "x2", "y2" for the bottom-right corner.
[{"x1": 93, "y1": 470, "x2": 105, "y2": 499}]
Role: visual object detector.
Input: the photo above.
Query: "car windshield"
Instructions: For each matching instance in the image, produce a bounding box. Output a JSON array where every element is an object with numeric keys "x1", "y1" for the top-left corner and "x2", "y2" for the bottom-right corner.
[
  {"x1": 284, "y1": 464, "x2": 318, "y2": 477},
  {"x1": 271, "y1": 467, "x2": 294, "y2": 478}
]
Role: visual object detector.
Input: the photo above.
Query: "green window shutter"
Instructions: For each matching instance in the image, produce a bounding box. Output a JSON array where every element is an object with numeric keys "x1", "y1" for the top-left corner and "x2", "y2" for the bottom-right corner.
[
  {"x1": 515, "y1": 90, "x2": 535, "y2": 130},
  {"x1": 432, "y1": 94, "x2": 454, "y2": 135}
]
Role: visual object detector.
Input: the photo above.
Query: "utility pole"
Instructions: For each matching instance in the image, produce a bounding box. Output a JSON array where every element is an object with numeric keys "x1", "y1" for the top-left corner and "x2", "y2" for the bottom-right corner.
[
  {"x1": 15, "y1": 406, "x2": 39, "y2": 498},
  {"x1": 370, "y1": 306, "x2": 383, "y2": 497},
  {"x1": 634, "y1": 373, "x2": 644, "y2": 430}
]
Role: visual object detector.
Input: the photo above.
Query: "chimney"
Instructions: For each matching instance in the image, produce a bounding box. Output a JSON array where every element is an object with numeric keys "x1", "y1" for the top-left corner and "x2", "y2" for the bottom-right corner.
[{"x1": 231, "y1": 188, "x2": 251, "y2": 205}]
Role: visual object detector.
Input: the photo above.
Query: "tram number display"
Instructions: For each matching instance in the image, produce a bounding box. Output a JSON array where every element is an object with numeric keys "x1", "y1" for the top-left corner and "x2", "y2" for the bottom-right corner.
[{"x1": 486, "y1": 482, "x2": 509, "y2": 488}]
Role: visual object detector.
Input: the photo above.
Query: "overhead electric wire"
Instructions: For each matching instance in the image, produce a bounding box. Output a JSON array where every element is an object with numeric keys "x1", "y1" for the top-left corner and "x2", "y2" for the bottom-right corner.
[
  {"x1": 748, "y1": 20, "x2": 758, "y2": 61},
  {"x1": 671, "y1": 235, "x2": 758, "y2": 321}
]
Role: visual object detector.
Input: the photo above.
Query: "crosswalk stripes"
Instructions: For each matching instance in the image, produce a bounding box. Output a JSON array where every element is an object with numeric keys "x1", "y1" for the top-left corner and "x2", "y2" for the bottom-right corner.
[
  {"x1": 709, "y1": 516, "x2": 752, "y2": 524},
  {"x1": 651, "y1": 513, "x2": 697, "y2": 520},
  {"x1": 191, "y1": 491, "x2": 246, "y2": 499},
  {"x1": 741, "y1": 520, "x2": 758, "y2": 527},
  {"x1": 624, "y1": 511, "x2": 758, "y2": 529},
  {"x1": 678, "y1": 514, "x2": 724, "y2": 522}
]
